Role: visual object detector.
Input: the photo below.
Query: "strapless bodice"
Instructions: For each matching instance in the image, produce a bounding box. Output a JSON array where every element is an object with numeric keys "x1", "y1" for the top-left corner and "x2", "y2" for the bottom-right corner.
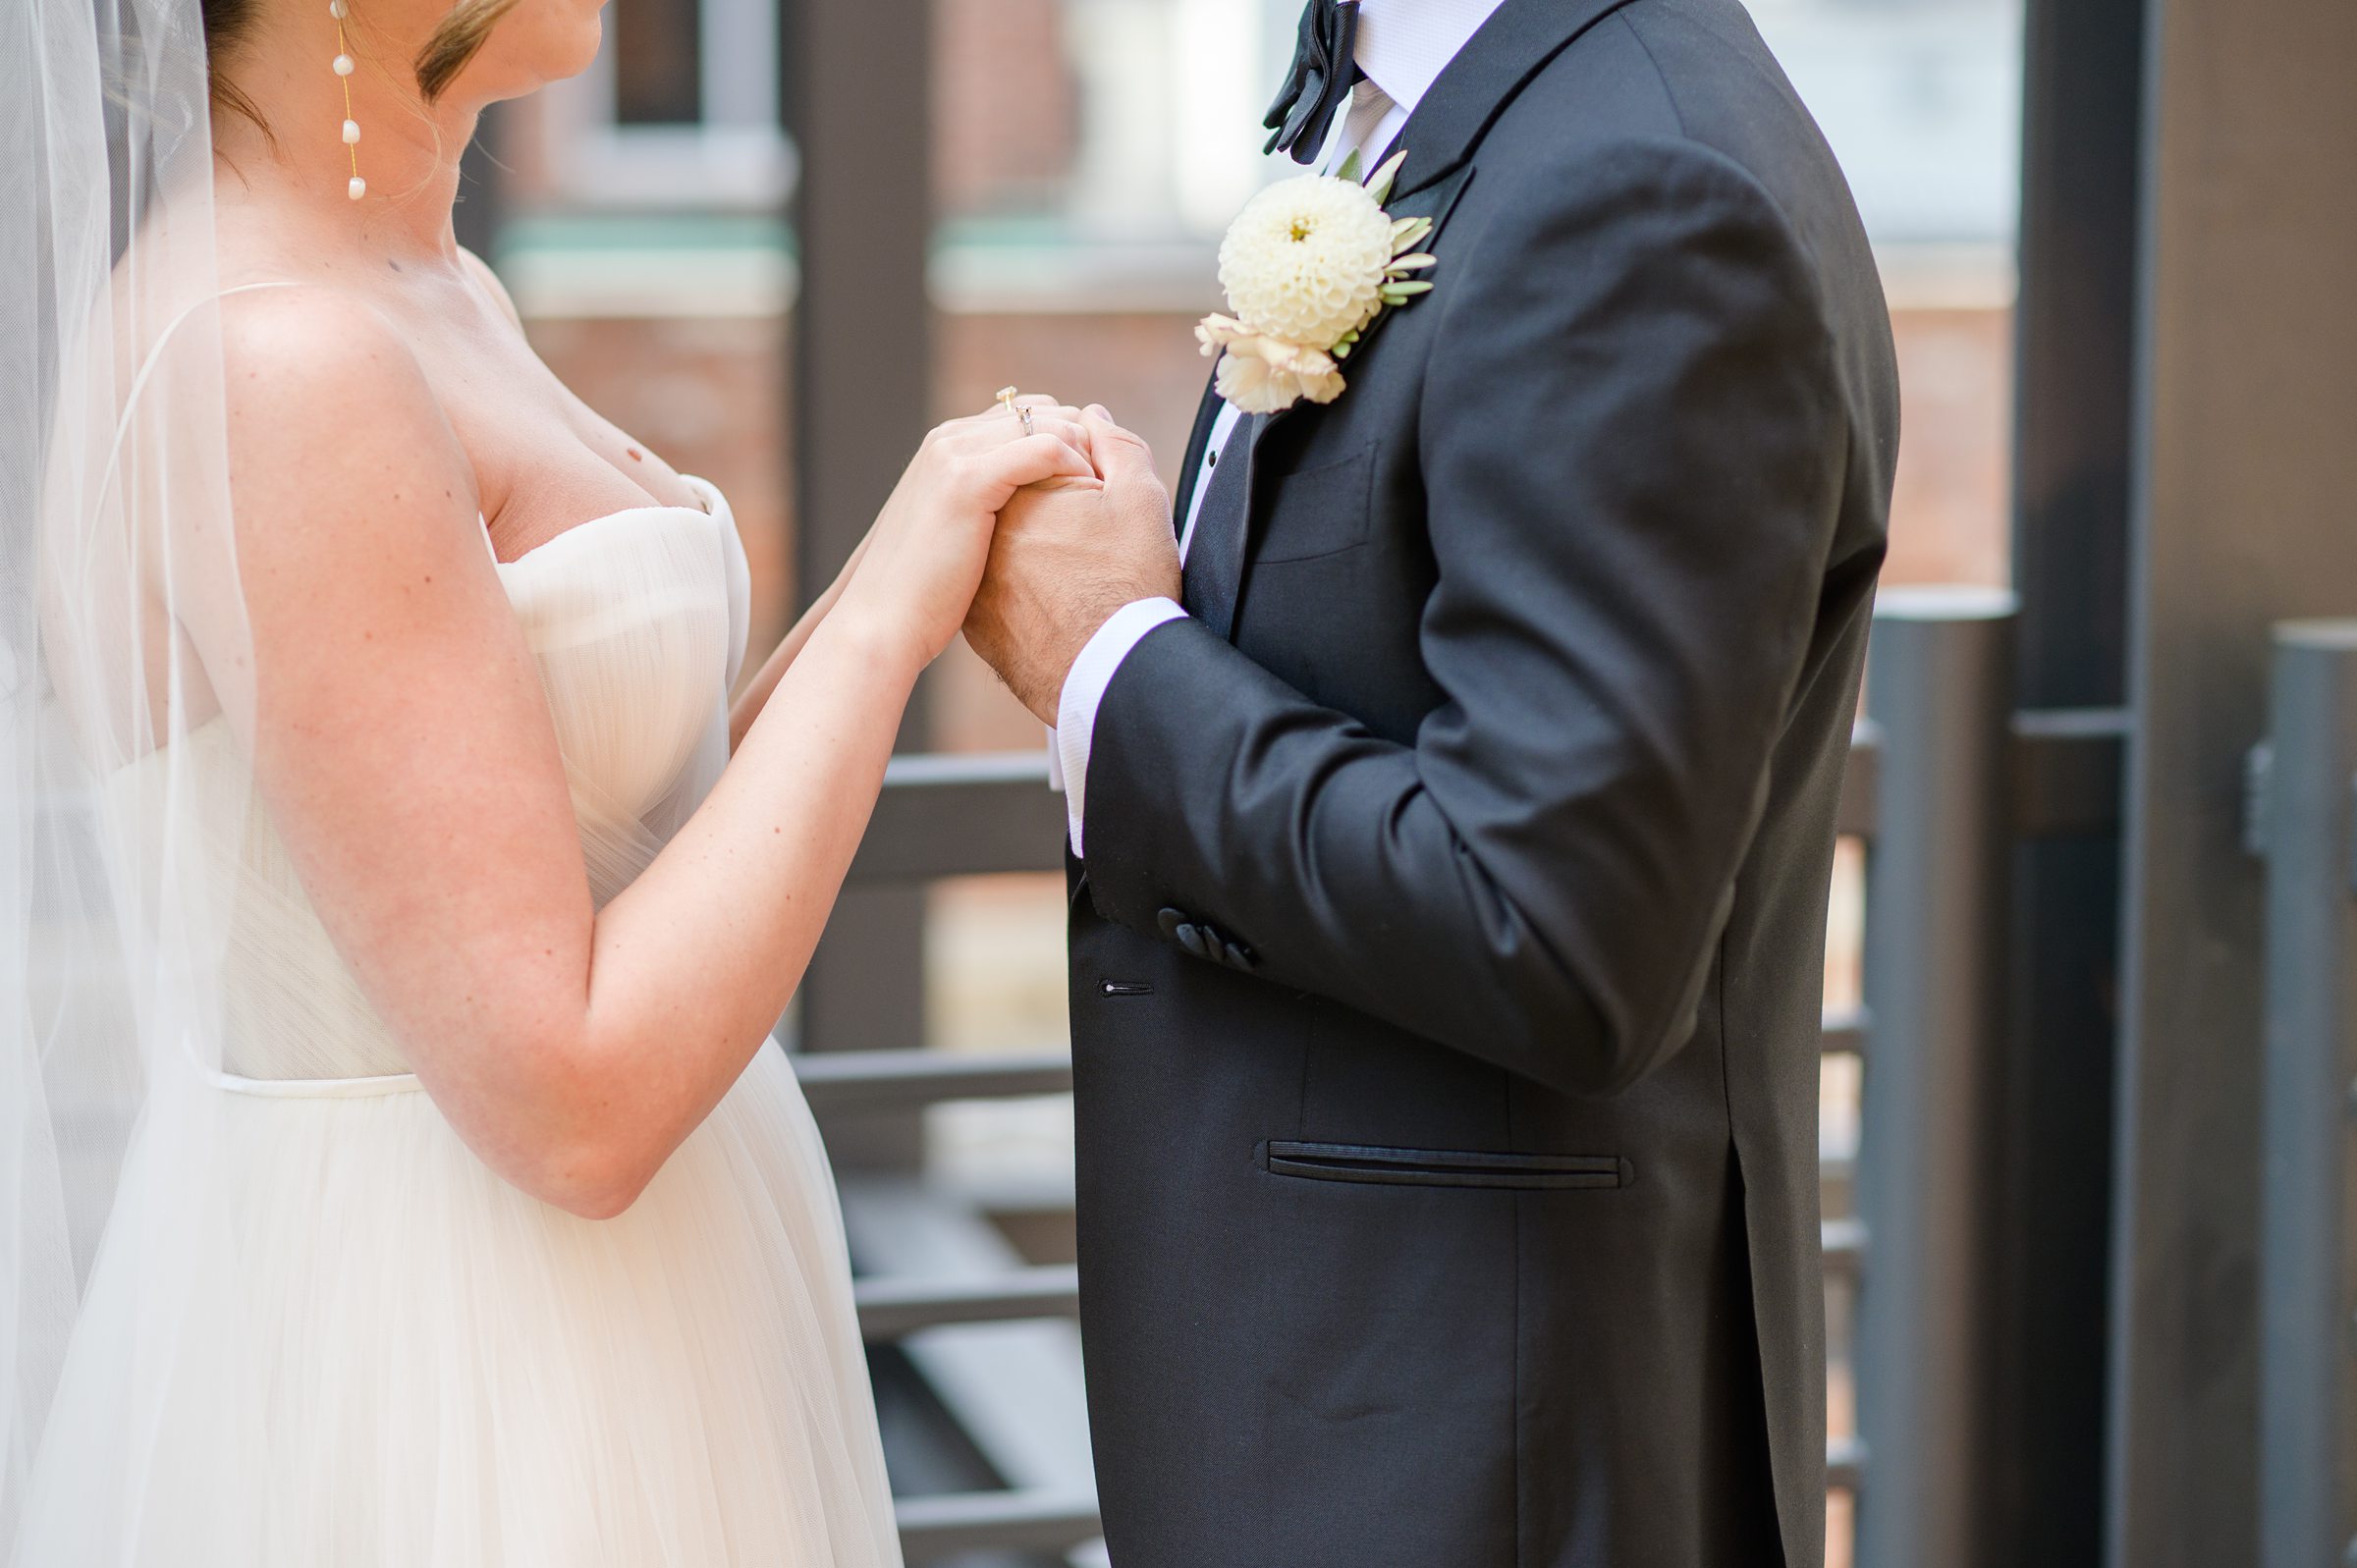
[
  {"x1": 496, "y1": 484, "x2": 751, "y2": 870},
  {"x1": 115, "y1": 478, "x2": 752, "y2": 1083}
]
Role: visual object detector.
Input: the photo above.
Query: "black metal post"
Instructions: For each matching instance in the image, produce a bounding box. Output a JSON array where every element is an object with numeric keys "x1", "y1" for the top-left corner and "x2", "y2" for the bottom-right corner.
[
  {"x1": 1992, "y1": 0, "x2": 2145, "y2": 1559},
  {"x1": 2256, "y1": 622, "x2": 2357, "y2": 1568},
  {"x1": 1856, "y1": 589, "x2": 2018, "y2": 1568},
  {"x1": 781, "y1": 0, "x2": 935, "y2": 1166}
]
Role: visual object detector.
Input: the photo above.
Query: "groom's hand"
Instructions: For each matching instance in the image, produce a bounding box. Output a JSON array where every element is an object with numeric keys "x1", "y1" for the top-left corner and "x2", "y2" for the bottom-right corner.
[{"x1": 965, "y1": 407, "x2": 1179, "y2": 724}]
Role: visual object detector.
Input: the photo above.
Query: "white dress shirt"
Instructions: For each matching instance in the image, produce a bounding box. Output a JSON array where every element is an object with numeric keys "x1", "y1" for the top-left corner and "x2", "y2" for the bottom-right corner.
[{"x1": 1053, "y1": 0, "x2": 1509, "y2": 854}]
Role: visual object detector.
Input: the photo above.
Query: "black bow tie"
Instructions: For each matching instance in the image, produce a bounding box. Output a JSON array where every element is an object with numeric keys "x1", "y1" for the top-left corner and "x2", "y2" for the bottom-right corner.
[{"x1": 1263, "y1": 0, "x2": 1362, "y2": 164}]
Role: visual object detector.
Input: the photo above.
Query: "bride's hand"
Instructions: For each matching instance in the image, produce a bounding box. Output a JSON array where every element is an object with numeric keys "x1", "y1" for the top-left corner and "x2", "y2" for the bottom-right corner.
[{"x1": 836, "y1": 398, "x2": 1098, "y2": 670}]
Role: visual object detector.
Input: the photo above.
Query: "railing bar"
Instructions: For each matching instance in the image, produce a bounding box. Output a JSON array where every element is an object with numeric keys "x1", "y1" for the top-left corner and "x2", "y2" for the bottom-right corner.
[
  {"x1": 856, "y1": 1264, "x2": 1081, "y2": 1340},
  {"x1": 1822, "y1": 1005, "x2": 1869, "y2": 1055},
  {"x1": 795, "y1": 1049, "x2": 1073, "y2": 1112},
  {"x1": 1840, "y1": 722, "x2": 1882, "y2": 839},
  {"x1": 894, "y1": 1450, "x2": 1872, "y2": 1559},
  {"x1": 881, "y1": 751, "x2": 1061, "y2": 787},
  {"x1": 894, "y1": 1487, "x2": 1103, "y2": 1562},
  {"x1": 1827, "y1": 1437, "x2": 1867, "y2": 1493},
  {"x1": 851, "y1": 751, "x2": 1069, "y2": 883},
  {"x1": 850, "y1": 720, "x2": 2122, "y2": 887}
]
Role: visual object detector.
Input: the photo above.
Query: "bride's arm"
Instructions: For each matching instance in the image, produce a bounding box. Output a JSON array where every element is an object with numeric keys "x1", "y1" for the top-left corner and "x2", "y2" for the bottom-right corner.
[
  {"x1": 726, "y1": 525, "x2": 871, "y2": 752},
  {"x1": 217, "y1": 287, "x2": 1092, "y2": 1219}
]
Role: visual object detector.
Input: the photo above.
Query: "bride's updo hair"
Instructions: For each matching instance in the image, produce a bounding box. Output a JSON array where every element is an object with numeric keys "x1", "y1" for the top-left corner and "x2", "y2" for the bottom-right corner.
[
  {"x1": 412, "y1": 0, "x2": 525, "y2": 98},
  {"x1": 201, "y1": 0, "x2": 522, "y2": 127},
  {"x1": 198, "y1": 0, "x2": 271, "y2": 132}
]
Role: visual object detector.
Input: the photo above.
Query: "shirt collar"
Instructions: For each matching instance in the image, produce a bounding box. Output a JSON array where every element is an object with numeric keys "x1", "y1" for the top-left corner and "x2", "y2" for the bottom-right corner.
[{"x1": 1351, "y1": 0, "x2": 1513, "y2": 118}]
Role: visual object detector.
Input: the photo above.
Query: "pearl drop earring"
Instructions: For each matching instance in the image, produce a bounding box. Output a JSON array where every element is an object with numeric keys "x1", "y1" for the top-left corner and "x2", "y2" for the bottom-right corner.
[{"x1": 330, "y1": 0, "x2": 363, "y2": 200}]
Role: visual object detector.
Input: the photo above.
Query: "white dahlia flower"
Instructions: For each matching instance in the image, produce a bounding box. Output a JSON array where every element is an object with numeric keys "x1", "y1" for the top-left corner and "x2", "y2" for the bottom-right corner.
[
  {"x1": 1216, "y1": 172, "x2": 1397, "y2": 350},
  {"x1": 1194, "y1": 154, "x2": 1437, "y2": 413}
]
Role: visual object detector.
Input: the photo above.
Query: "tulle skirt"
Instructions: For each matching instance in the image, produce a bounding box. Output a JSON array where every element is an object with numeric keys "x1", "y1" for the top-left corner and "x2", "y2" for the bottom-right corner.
[{"x1": 14, "y1": 1047, "x2": 902, "y2": 1567}]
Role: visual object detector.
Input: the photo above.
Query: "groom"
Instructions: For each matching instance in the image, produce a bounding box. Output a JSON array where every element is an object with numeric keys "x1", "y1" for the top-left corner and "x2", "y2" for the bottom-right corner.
[{"x1": 963, "y1": 0, "x2": 1895, "y2": 1562}]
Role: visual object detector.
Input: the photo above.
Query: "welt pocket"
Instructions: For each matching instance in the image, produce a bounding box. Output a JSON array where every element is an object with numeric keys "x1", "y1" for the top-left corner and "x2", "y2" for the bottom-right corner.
[
  {"x1": 1262, "y1": 1140, "x2": 1626, "y2": 1191},
  {"x1": 1255, "y1": 438, "x2": 1378, "y2": 564}
]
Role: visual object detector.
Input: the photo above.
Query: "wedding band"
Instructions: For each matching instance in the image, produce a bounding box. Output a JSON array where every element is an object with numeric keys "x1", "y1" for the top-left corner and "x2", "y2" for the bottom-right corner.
[{"x1": 1018, "y1": 406, "x2": 1036, "y2": 437}]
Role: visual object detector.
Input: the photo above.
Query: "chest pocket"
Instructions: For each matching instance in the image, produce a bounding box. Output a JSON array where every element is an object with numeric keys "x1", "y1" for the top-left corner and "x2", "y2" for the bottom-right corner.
[{"x1": 1254, "y1": 437, "x2": 1379, "y2": 565}]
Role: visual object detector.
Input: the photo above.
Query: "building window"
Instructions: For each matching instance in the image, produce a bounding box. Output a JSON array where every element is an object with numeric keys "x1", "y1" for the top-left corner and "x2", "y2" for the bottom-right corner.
[
  {"x1": 613, "y1": 0, "x2": 705, "y2": 126},
  {"x1": 538, "y1": 0, "x2": 791, "y2": 210}
]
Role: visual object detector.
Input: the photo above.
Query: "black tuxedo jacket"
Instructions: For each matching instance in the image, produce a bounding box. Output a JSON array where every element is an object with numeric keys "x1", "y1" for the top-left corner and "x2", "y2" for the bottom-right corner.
[{"x1": 1065, "y1": 2, "x2": 1896, "y2": 1563}]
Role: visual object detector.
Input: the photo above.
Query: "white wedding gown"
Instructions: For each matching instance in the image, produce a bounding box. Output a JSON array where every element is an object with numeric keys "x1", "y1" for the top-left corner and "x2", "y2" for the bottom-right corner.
[{"x1": 17, "y1": 481, "x2": 904, "y2": 1567}]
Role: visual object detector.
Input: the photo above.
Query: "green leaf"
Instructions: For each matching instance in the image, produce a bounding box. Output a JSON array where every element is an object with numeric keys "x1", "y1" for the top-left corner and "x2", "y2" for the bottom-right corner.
[
  {"x1": 1336, "y1": 147, "x2": 1363, "y2": 185},
  {"x1": 1390, "y1": 218, "x2": 1434, "y2": 253},
  {"x1": 1363, "y1": 149, "x2": 1408, "y2": 206},
  {"x1": 1390, "y1": 253, "x2": 1438, "y2": 271}
]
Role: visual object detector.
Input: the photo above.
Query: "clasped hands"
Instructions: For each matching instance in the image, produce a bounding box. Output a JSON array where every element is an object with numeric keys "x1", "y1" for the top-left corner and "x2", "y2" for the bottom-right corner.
[{"x1": 963, "y1": 403, "x2": 1181, "y2": 725}]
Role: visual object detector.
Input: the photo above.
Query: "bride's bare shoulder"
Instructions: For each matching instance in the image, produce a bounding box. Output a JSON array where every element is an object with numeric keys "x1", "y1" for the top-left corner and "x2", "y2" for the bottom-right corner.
[
  {"x1": 217, "y1": 282, "x2": 432, "y2": 417},
  {"x1": 216, "y1": 284, "x2": 478, "y2": 550},
  {"x1": 457, "y1": 246, "x2": 524, "y2": 332}
]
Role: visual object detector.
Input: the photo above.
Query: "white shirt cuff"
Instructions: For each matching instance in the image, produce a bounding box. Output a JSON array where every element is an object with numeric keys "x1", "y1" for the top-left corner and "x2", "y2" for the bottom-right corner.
[{"x1": 1053, "y1": 596, "x2": 1188, "y2": 857}]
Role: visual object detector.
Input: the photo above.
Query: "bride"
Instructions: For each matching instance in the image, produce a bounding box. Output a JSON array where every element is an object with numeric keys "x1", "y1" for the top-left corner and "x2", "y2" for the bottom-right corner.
[{"x1": 0, "y1": 0, "x2": 1130, "y2": 1560}]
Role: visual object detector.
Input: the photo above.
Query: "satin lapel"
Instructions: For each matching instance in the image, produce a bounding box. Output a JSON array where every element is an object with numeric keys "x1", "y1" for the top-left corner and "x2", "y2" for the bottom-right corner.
[
  {"x1": 1188, "y1": 412, "x2": 1261, "y2": 643},
  {"x1": 1192, "y1": 408, "x2": 1264, "y2": 643},
  {"x1": 1384, "y1": 0, "x2": 1639, "y2": 200},
  {"x1": 1168, "y1": 369, "x2": 1226, "y2": 536},
  {"x1": 1331, "y1": 162, "x2": 1475, "y2": 368},
  {"x1": 1217, "y1": 162, "x2": 1473, "y2": 640}
]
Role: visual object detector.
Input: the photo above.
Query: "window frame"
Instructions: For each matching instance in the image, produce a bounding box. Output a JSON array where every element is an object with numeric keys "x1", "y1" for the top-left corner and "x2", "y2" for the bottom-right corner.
[{"x1": 542, "y1": 0, "x2": 793, "y2": 211}]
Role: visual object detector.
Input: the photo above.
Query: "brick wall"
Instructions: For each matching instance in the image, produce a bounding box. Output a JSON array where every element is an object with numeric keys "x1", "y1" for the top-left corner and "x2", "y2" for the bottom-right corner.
[{"x1": 934, "y1": 0, "x2": 1081, "y2": 219}]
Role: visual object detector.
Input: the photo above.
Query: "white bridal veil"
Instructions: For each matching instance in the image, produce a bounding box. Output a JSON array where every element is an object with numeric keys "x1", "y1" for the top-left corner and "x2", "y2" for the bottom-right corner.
[{"x1": 2, "y1": 0, "x2": 255, "y2": 1543}]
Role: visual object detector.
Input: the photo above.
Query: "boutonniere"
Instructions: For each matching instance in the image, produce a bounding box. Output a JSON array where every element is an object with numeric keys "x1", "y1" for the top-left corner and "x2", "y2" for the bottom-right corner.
[{"x1": 1194, "y1": 150, "x2": 1438, "y2": 415}]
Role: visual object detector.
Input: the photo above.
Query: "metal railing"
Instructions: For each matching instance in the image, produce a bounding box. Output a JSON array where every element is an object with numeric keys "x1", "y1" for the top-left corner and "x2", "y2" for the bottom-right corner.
[
  {"x1": 799, "y1": 590, "x2": 2132, "y2": 1564},
  {"x1": 2254, "y1": 621, "x2": 2357, "y2": 1568},
  {"x1": 1853, "y1": 591, "x2": 2014, "y2": 1568},
  {"x1": 893, "y1": 1488, "x2": 1106, "y2": 1564}
]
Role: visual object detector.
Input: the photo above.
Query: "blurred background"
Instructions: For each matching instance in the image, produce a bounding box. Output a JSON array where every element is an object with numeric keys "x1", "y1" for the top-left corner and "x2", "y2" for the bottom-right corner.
[
  {"x1": 456, "y1": 0, "x2": 2357, "y2": 1562},
  {"x1": 485, "y1": 0, "x2": 2016, "y2": 666}
]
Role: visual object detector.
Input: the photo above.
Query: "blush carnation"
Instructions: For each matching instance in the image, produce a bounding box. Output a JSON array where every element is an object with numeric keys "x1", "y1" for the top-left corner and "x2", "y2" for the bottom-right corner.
[{"x1": 1194, "y1": 315, "x2": 1346, "y2": 414}]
